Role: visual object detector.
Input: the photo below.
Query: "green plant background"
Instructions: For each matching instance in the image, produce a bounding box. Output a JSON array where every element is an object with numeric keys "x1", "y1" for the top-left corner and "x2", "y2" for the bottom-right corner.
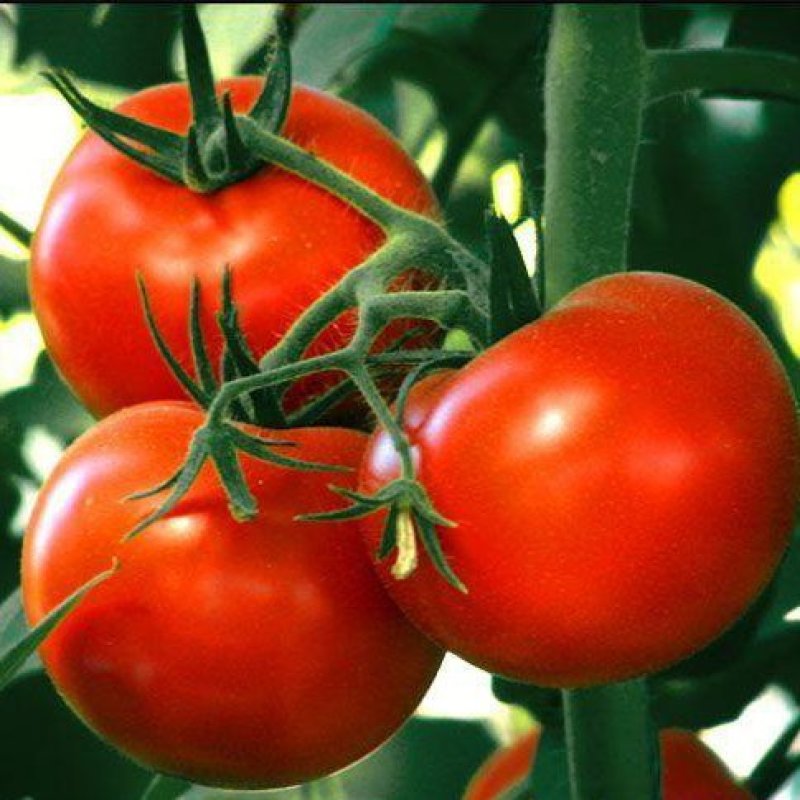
[{"x1": 2, "y1": 4, "x2": 800, "y2": 798}]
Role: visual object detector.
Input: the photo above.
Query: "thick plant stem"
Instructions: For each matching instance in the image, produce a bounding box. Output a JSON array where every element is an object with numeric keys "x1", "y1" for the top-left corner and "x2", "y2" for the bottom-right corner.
[
  {"x1": 543, "y1": 5, "x2": 648, "y2": 304},
  {"x1": 563, "y1": 680, "x2": 660, "y2": 800}
]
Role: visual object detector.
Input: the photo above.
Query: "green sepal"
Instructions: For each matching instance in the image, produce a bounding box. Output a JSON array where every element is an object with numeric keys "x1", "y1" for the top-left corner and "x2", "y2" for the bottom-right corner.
[
  {"x1": 217, "y1": 267, "x2": 287, "y2": 428},
  {"x1": 47, "y1": 5, "x2": 293, "y2": 193},
  {"x1": 248, "y1": 17, "x2": 292, "y2": 135},
  {"x1": 124, "y1": 433, "x2": 210, "y2": 539},
  {"x1": 45, "y1": 70, "x2": 184, "y2": 184},
  {"x1": 189, "y1": 277, "x2": 219, "y2": 397},
  {"x1": 180, "y1": 4, "x2": 222, "y2": 143},
  {"x1": 227, "y1": 426, "x2": 351, "y2": 473},
  {"x1": 137, "y1": 274, "x2": 210, "y2": 407}
]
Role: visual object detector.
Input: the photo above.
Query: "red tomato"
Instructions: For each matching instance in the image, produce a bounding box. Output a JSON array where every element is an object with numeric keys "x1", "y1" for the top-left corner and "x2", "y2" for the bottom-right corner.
[
  {"x1": 31, "y1": 79, "x2": 439, "y2": 419},
  {"x1": 22, "y1": 403, "x2": 443, "y2": 788},
  {"x1": 361, "y1": 272, "x2": 800, "y2": 686},
  {"x1": 463, "y1": 728, "x2": 753, "y2": 800}
]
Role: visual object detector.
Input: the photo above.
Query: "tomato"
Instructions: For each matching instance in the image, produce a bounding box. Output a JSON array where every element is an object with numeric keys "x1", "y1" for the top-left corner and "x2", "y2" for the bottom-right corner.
[
  {"x1": 360, "y1": 272, "x2": 800, "y2": 686},
  {"x1": 22, "y1": 403, "x2": 443, "y2": 788},
  {"x1": 30, "y1": 79, "x2": 439, "y2": 419},
  {"x1": 463, "y1": 728, "x2": 753, "y2": 799},
  {"x1": 462, "y1": 729, "x2": 539, "y2": 800}
]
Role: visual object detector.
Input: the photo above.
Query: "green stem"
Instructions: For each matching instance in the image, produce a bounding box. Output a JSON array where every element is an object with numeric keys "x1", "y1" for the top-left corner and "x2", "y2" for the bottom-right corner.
[
  {"x1": 746, "y1": 715, "x2": 800, "y2": 799},
  {"x1": 258, "y1": 236, "x2": 418, "y2": 370},
  {"x1": 0, "y1": 209, "x2": 33, "y2": 249},
  {"x1": 543, "y1": 5, "x2": 647, "y2": 304},
  {"x1": 239, "y1": 117, "x2": 432, "y2": 233},
  {"x1": 563, "y1": 680, "x2": 660, "y2": 800},
  {"x1": 181, "y1": 4, "x2": 222, "y2": 142},
  {"x1": 648, "y1": 48, "x2": 800, "y2": 104}
]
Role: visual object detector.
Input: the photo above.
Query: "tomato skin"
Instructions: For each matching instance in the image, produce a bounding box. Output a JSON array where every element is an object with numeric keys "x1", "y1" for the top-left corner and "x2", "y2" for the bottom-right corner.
[
  {"x1": 361, "y1": 272, "x2": 800, "y2": 686},
  {"x1": 31, "y1": 79, "x2": 439, "y2": 419},
  {"x1": 22, "y1": 403, "x2": 443, "y2": 788},
  {"x1": 463, "y1": 728, "x2": 753, "y2": 800}
]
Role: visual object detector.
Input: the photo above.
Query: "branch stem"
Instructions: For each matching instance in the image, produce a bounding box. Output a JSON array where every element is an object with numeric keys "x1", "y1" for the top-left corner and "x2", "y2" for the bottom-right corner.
[
  {"x1": 543, "y1": 5, "x2": 647, "y2": 303},
  {"x1": 563, "y1": 680, "x2": 660, "y2": 800},
  {"x1": 648, "y1": 48, "x2": 800, "y2": 104},
  {"x1": 239, "y1": 118, "x2": 433, "y2": 233}
]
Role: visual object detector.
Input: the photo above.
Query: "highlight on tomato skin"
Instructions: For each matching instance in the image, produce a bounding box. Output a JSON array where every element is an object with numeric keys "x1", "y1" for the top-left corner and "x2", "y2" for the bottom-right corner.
[
  {"x1": 463, "y1": 728, "x2": 754, "y2": 800},
  {"x1": 21, "y1": 401, "x2": 444, "y2": 789},
  {"x1": 30, "y1": 78, "x2": 440, "y2": 420},
  {"x1": 360, "y1": 271, "x2": 800, "y2": 687}
]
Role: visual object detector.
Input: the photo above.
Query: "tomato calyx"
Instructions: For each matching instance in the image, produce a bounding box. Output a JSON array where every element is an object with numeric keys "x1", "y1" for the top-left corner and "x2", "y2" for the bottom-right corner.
[
  {"x1": 136, "y1": 253, "x2": 474, "y2": 590},
  {"x1": 126, "y1": 416, "x2": 350, "y2": 540},
  {"x1": 301, "y1": 476, "x2": 466, "y2": 593},
  {"x1": 45, "y1": 5, "x2": 291, "y2": 193}
]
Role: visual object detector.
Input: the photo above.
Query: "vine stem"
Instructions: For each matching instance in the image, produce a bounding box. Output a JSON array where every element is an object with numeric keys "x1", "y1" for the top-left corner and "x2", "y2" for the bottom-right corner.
[
  {"x1": 563, "y1": 680, "x2": 659, "y2": 800},
  {"x1": 542, "y1": 6, "x2": 660, "y2": 800},
  {"x1": 239, "y1": 116, "x2": 432, "y2": 234},
  {"x1": 543, "y1": 5, "x2": 647, "y2": 304}
]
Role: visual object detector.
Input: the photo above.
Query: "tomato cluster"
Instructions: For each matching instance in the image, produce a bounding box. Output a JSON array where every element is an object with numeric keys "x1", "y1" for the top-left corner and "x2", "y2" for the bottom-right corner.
[
  {"x1": 24, "y1": 78, "x2": 446, "y2": 788},
  {"x1": 21, "y1": 41, "x2": 799, "y2": 796}
]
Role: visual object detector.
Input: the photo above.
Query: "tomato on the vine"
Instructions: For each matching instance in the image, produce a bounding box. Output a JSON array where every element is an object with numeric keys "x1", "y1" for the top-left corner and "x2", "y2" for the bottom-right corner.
[
  {"x1": 360, "y1": 272, "x2": 800, "y2": 686},
  {"x1": 31, "y1": 79, "x2": 439, "y2": 419},
  {"x1": 463, "y1": 728, "x2": 753, "y2": 799},
  {"x1": 22, "y1": 402, "x2": 443, "y2": 788}
]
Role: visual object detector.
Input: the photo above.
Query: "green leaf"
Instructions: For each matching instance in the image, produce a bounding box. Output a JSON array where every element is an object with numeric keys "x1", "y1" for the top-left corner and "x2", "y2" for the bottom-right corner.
[
  {"x1": 292, "y1": 4, "x2": 403, "y2": 89},
  {"x1": 487, "y1": 212, "x2": 540, "y2": 343},
  {"x1": 0, "y1": 562, "x2": 117, "y2": 691}
]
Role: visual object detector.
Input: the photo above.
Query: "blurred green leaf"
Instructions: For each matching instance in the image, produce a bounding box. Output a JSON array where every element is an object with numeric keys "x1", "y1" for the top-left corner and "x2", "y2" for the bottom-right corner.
[
  {"x1": 1, "y1": 561, "x2": 116, "y2": 691},
  {"x1": 0, "y1": 255, "x2": 28, "y2": 314},
  {"x1": 0, "y1": 588, "x2": 41, "y2": 686},
  {"x1": 0, "y1": 673, "x2": 149, "y2": 799},
  {"x1": 292, "y1": 4, "x2": 404, "y2": 89}
]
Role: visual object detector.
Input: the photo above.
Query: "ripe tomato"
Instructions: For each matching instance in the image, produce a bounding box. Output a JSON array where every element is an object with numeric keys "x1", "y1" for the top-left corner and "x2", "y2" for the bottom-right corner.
[
  {"x1": 30, "y1": 79, "x2": 439, "y2": 419},
  {"x1": 463, "y1": 728, "x2": 753, "y2": 799},
  {"x1": 361, "y1": 272, "x2": 800, "y2": 686},
  {"x1": 22, "y1": 403, "x2": 443, "y2": 788}
]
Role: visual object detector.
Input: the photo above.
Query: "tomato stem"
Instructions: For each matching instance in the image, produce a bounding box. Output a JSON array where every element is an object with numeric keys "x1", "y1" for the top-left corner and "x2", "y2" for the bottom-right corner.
[
  {"x1": 543, "y1": 5, "x2": 647, "y2": 304},
  {"x1": 562, "y1": 680, "x2": 660, "y2": 800},
  {"x1": 238, "y1": 118, "x2": 432, "y2": 233}
]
